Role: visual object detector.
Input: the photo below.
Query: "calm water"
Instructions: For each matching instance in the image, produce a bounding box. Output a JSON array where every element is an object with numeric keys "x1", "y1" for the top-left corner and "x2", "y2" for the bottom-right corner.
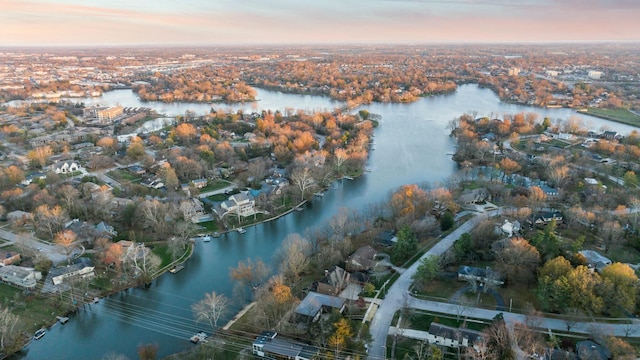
[{"x1": 17, "y1": 85, "x2": 638, "y2": 360}]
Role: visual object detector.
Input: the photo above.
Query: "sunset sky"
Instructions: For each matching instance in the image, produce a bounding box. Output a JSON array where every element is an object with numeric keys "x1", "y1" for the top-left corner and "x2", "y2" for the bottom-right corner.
[{"x1": 2, "y1": 0, "x2": 640, "y2": 46}]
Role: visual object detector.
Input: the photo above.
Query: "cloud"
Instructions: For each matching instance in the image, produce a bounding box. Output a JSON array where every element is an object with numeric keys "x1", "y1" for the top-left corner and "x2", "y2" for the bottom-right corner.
[{"x1": 0, "y1": 0, "x2": 639, "y2": 45}]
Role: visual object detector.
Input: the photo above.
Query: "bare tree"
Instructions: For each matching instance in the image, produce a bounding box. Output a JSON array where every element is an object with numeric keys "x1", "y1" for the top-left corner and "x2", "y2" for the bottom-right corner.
[
  {"x1": 192, "y1": 291, "x2": 230, "y2": 329},
  {"x1": 230, "y1": 258, "x2": 270, "y2": 301},
  {"x1": 290, "y1": 166, "x2": 316, "y2": 203},
  {"x1": 32, "y1": 204, "x2": 68, "y2": 239},
  {"x1": 563, "y1": 308, "x2": 582, "y2": 331},
  {"x1": 277, "y1": 233, "x2": 312, "y2": 283},
  {"x1": 0, "y1": 307, "x2": 20, "y2": 353}
]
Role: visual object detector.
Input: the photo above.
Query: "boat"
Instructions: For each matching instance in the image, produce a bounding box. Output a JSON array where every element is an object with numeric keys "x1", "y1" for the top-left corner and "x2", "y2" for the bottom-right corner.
[
  {"x1": 93, "y1": 297, "x2": 100, "y2": 304},
  {"x1": 169, "y1": 265, "x2": 185, "y2": 274},
  {"x1": 56, "y1": 316, "x2": 69, "y2": 324},
  {"x1": 343, "y1": 175, "x2": 354, "y2": 180},
  {"x1": 34, "y1": 328, "x2": 46, "y2": 340},
  {"x1": 190, "y1": 331, "x2": 208, "y2": 344},
  {"x1": 212, "y1": 231, "x2": 221, "y2": 238},
  {"x1": 201, "y1": 235, "x2": 211, "y2": 242},
  {"x1": 314, "y1": 191, "x2": 325, "y2": 197},
  {"x1": 237, "y1": 228, "x2": 246, "y2": 234},
  {"x1": 295, "y1": 206, "x2": 304, "y2": 212}
]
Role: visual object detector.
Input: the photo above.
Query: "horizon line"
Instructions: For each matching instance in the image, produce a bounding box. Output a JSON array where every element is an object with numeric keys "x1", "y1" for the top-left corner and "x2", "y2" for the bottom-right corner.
[{"x1": 1, "y1": 40, "x2": 640, "y2": 50}]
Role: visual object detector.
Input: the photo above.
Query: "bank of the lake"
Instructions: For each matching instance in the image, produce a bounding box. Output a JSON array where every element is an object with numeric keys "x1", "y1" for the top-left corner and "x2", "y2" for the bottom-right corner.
[{"x1": 14, "y1": 84, "x2": 639, "y2": 360}]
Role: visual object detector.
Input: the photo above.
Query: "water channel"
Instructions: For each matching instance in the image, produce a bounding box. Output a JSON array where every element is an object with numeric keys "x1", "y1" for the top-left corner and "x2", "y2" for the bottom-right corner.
[{"x1": 16, "y1": 85, "x2": 638, "y2": 359}]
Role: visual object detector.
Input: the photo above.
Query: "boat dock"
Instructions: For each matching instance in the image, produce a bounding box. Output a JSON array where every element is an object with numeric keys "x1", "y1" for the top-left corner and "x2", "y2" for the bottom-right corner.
[
  {"x1": 169, "y1": 265, "x2": 185, "y2": 274},
  {"x1": 56, "y1": 316, "x2": 69, "y2": 324}
]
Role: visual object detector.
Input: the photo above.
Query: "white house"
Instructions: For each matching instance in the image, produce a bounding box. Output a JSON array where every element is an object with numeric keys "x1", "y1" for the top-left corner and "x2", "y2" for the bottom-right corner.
[
  {"x1": 53, "y1": 161, "x2": 81, "y2": 174},
  {"x1": 219, "y1": 193, "x2": 257, "y2": 218},
  {"x1": 0, "y1": 265, "x2": 41, "y2": 289},
  {"x1": 50, "y1": 259, "x2": 95, "y2": 286}
]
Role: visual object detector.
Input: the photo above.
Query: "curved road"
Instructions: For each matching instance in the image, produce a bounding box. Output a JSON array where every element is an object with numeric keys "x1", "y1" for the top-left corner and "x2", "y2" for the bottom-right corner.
[
  {"x1": 367, "y1": 208, "x2": 639, "y2": 360},
  {"x1": 367, "y1": 212, "x2": 492, "y2": 359}
]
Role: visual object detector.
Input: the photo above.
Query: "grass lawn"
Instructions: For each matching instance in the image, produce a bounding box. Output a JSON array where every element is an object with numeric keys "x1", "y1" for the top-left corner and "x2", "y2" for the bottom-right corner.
[
  {"x1": 578, "y1": 107, "x2": 640, "y2": 126},
  {"x1": 197, "y1": 220, "x2": 220, "y2": 232},
  {"x1": 413, "y1": 278, "x2": 461, "y2": 301},
  {"x1": 607, "y1": 245, "x2": 640, "y2": 264},
  {"x1": 499, "y1": 284, "x2": 540, "y2": 312},
  {"x1": 388, "y1": 336, "x2": 421, "y2": 360},
  {"x1": 207, "y1": 193, "x2": 228, "y2": 202},
  {"x1": 0, "y1": 284, "x2": 61, "y2": 334},
  {"x1": 107, "y1": 169, "x2": 140, "y2": 182},
  {"x1": 199, "y1": 179, "x2": 233, "y2": 193}
]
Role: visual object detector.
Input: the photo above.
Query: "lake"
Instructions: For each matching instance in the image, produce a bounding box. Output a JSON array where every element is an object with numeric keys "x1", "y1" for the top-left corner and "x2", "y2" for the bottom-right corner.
[{"x1": 15, "y1": 84, "x2": 637, "y2": 360}]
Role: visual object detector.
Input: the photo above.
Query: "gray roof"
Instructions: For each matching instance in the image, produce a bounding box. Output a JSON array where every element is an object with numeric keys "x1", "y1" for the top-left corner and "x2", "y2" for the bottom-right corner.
[
  {"x1": 428, "y1": 322, "x2": 483, "y2": 345},
  {"x1": 295, "y1": 292, "x2": 345, "y2": 317},
  {"x1": 262, "y1": 338, "x2": 303, "y2": 358}
]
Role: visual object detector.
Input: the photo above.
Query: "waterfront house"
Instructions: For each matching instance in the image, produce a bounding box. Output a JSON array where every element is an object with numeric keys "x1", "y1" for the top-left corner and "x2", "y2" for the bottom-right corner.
[
  {"x1": 0, "y1": 265, "x2": 40, "y2": 289},
  {"x1": 345, "y1": 246, "x2": 378, "y2": 272},
  {"x1": 50, "y1": 258, "x2": 95, "y2": 286},
  {"x1": 458, "y1": 188, "x2": 491, "y2": 206},
  {"x1": 316, "y1": 266, "x2": 350, "y2": 296},
  {"x1": 295, "y1": 292, "x2": 346, "y2": 323},
  {"x1": 218, "y1": 193, "x2": 257, "y2": 218}
]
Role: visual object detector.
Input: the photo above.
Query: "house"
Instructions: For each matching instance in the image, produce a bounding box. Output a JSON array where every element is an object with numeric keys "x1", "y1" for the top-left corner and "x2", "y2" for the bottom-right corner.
[
  {"x1": 345, "y1": 246, "x2": 378, "y2": 272},
  {"x1": 252, "y1": 332, "x2": 318, "y2": 360},
  {"x1": 6, "y1": 210, "x2": 31, "y2": 223},
  {"x1": 0, "y1": 265, "x2": 41, "y2": 289},
  {"x1": 458, "y1": 188, "x2": 492, "y2": 206},
  {"x1": 21, "y1": 171, "x2": 47, "y2": 186},
  {"x1": 579, "y1": 250, "x2": 612, "y2": 273},
  {"x1": 316, "y1": 266, "x2": 350, "y2": 296},
  {"x1": 53, "y1": 160, "x2": 81, "y2": 174},
  {"x1": 531, "y1": 211, "x2": 563, "y2": 225},
  {"x1": 576, "y1": 340, "x2": 611, "y2": 360},
  {"x1": 457, "y1": 266, "x2": 504, "y2": 287},
  {"x1": 218, "y1": 193, "x2": 257, "y2": 218},
  {"x1": 96, "y1": 221, "x2": 117, "y2": 238},
  {"x1": 140, "y1": 177, "x2": 164, "y2": 189},
  {"x1": 50, "y1": 258, "x2": 95, "y2": 286},
  {"x1": 538, "y1": 184, "x2": 559, "y2": 197},
  {"x1": 180, "y1": 198, "x2": 213, "y2": 223},
  {"x1": 500, "y1": 220, "x2": 521, "y2": 237},
  {"x1": 427, "y1": 322, "x2": 483, "y2": 349},
  {"x1": 584, "y1": 178, "x2": 599, "y2": 186},
  {"x1": 0, "y1": 250, "x2": 21, "y2": 266},
  {"x1": 543, "y1": 349, "x2": 578, "y2": 360},
  {"x1": 190, "y1": 178, "x2": 208, "y2": 189},
  {"x1": 127, "y1": 165, "x2": 146, "y2": 176},
  {"x1": 602, "y1": 131, "x2": 620, "y2": 140},
  {"x1": 295, "y1": 292, "x2": 346, "y2": 323}
]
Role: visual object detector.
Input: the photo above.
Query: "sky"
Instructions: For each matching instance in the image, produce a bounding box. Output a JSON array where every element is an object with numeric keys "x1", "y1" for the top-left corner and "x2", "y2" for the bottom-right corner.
[{"x1": 1, "y1": 0, "x2": 640, "y2": 46}]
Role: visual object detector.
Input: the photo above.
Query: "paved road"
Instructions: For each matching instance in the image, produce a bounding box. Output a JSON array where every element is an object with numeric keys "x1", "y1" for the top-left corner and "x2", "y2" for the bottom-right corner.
[
  {"x1": 405, "y1": 297, "x2": 638, "y2": 338},
  {"x1": 367, "y1": 208, "x2": 639, "y2": 360},
  {"x1": 0, "y1": 227, "x2": 67, "y2": 264},
  {"x1": 367, "y1": 213, "x2": 491, "y2": 360}
]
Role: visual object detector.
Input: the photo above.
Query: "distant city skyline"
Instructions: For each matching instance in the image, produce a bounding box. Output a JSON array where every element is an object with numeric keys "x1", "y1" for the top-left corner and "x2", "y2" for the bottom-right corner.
[{"x1": 2, "y1": 0, "x2": 640, "y2": 46}]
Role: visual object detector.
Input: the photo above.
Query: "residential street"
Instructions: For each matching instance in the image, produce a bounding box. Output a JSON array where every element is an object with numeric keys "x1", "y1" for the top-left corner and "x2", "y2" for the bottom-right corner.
[
  {"x1": 367, "y1": 213, "x2": 490, "y2": 360},
  {"x1": 366, "y1": 209, "x2": 639, "y2": 360},
  {"x1": 0, "y1": 226, "x2": 68, "y2": 264}
]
